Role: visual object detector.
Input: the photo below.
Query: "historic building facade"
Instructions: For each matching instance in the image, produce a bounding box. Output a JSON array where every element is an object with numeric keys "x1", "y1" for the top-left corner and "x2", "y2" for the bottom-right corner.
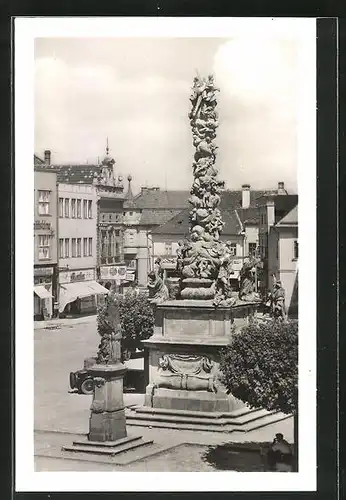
[
  {"x1": 34, "y1": 153, "x2": 58, "y2": 320},
  {"x1": 57, "y1": 182, "x2": 108, "y2": 315},
  {"x1": 267, "y1": 204, "x2": 298, "y2": 316}
]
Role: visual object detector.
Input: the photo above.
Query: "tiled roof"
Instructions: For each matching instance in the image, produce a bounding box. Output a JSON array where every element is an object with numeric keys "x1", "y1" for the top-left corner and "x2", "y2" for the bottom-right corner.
[
  {"x1": 55, "y1": 164, "x2": 100, "y2": 184},
  {"x1": 219, "y1": 190, "x2": 267, "y2": 209},
  {"x1": 276, "y1": 205, "x2": 298, "y2": 226},
  {"x1": 237, "y1": 207, "x2": 261, "y2": 225},
  {"x1": 132, "y1": 189, "x2": 190, "y2": 209},
  {"x1": 152, "y1": 208, "x2": 242, "y2": 236},
  {"x1": 253, "y1": 194, "x2": 298, "y2": 210},
  {"x1": 34, "y1": 154, "x2": 44, "y2": 165},
  {"x1": 131, "y1": 188, "x2": 267, "y2": 211},
  {"x1": 140, "y1": 209, "x2": 182, "y2": 226}
]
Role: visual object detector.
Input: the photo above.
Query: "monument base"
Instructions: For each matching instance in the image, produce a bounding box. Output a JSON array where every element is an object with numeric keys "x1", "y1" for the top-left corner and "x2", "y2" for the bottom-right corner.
[
  {"x1": 62, "y1": 435, "x2": 154, "y2": 457},
  {"x1": 130, "y1": 299, "x2": 288, "y2": 432}
]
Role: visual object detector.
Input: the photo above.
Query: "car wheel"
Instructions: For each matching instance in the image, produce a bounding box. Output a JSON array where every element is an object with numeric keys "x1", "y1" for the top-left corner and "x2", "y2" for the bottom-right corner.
[
  {"x1": 80, "y1": 378, "x2": 94, "y2": 395},
  {"x1": 69, "y1": 372, "x2": 77, "y2": 390}
]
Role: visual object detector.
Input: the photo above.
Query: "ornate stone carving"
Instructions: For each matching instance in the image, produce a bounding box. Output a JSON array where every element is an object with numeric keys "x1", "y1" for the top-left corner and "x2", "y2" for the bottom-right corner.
[
  {"x1": 238, "y1": 256, "x2": 262, "y2": 302},
  {"x1": 267, "y1": 275, "x2": 288, "y2": 321},
  {"x1": 177, "y1": 74, "x2": 234, "y2": 301},
  {"x1": 147, "y1": 271, "x2": 169, "y2": 304},
  {"x1": 96, "y1": 297, "x2": 123, "y2": 364},
  {"x1": 154, "y1": 353, "x2": 218, "y2": 392}
]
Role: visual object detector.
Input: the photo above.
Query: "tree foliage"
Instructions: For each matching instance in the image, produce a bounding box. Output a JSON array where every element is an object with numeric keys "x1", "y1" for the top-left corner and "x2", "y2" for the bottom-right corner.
[
  {"x1": 97, "y1": 291, "x2": 154, "y2": 358},
  {"x1": 219, "y1": 319, "x2": 298, "y2": 415}
]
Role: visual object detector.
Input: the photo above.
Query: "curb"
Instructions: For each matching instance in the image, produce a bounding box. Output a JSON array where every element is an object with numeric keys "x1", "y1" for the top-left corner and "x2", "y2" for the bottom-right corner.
[{"x1": 34, "y1": 315, "x2": 97, "y2": 330}]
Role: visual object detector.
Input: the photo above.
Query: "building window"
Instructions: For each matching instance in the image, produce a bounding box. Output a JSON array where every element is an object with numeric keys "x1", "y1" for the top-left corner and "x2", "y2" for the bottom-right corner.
[
  {"x1": 58, "y1": 198, "x2": 64, "y2": 218},
  {"x1": 165, "y1": 242, "x2": 172, "y2": 255},
  {"x1": 64, "y1": 199, "x2": 70, "y2": 218},
  {"x1": 71, "y1": 199, "x2": 76, "y2": 218},
  {"x1": 248, "y1": 243, "x2": 257, "y2": 256},
  {"x1": 115, "y1": 230, "x2": 120, "y2": 236},
  {"x1": 59, "y1": 238, "x2": 64, "y2": 258},
  {"x1": 83, "y1": 238, "x2": 88, "y2": 256},
  {"x1": 77, "y1": 199, "x2": 81, "y2": 218},
  {"x1": 83, "y1": 200, "x2": 88, "y2": 219},
  {"x1": 71, "y1": 238, "x2": 76, "y2": 257},
  {"x1": 77, "y1": 238, "x2": 82, "y2": 257},
  {"x1": 229, "y1": 243, "x2": 237, "y2": 256},
  {"x1": 38, "y1": 235, "x2": 50, "y2": 260},
  {"x1": 88, "y1": 200, "x2": 92, "y2": 218},
  {"x1": 64, "y1": 238, "x2": 69, "y2": 258},
  {"x1": 88, "y1": 238, "x2": 92, "y2": 256},
  {"x1": 38, "y1": 190, "x2": 51, "y2": 215},
  {"x1": 294, "y1": 240, "x2": 298, "y2": 260}
]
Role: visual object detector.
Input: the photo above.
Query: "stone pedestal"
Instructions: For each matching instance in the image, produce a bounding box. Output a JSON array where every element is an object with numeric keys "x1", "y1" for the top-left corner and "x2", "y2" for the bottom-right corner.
[
  {"x1": 88, "y1": 363, "x2": 128, "y2": 442},
  {"x1": 63, "y1": 362, "x2": 153, "y2": 456},
  {"x1": 126, "y1": 298, "x2": 289, "y2": 431},
  {"x1": 142, "y1": 299, "x2": 258, "y2": 413}
]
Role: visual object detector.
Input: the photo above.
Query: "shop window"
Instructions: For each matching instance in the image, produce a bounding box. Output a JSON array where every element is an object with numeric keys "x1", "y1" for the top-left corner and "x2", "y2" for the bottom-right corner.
[
  {"x1": 58, "y1": 238, "x2": 64, "y2": 259},
  {"x1": 248, "y1": 243, "x2": 257, "y2": 256},
  {"x1": 71, "y1": 199, "x2": 76, "y2": 218},
  {"x1": 71, "y1": 238, "x2": 76, "y2": 257},
  {"x1": 38, "y1": 235, "x2": 51, "y2": 260},
  {"x1": 64, "y1": 199, "x2": 70, "y2": 218},
  {"x1": 229, "y1": 243, "x2": 237, "y2": 256},
  {"x1": 64, "y1": 238, "x2": 69, "y2": 258},
  {"x1": 77, "y1": 238, "x2": 82, "y2": 257},
  {"x1": 38, "y1": 190, "x2": 51, "y2": 215},
  {"x1": 58, "y1": 198, "x2": 64, "y2": 218},
  {"x1": 88, "y1": 238, "x2": 92, "y2": 256},
  {"x1": 294, "y1": 240, "x2": 298, "y2": 260},
  {"x1": 83, "y1": 238, "x2": 88, "y2": 257},
  {"x1": 88, "y1": 200, "x2": 92, "y2": 218},
  {"x1": 83, "y1": 200, "x2": 88, "y2": 219},
  {"x1": 77, "y1": 199, "x2": 81, "y2": 218}
]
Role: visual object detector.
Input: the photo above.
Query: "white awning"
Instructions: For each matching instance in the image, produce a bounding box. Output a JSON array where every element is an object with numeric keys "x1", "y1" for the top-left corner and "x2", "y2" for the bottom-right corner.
[
  {"x1": 87, "y1": 281, "x2": 109, "y2": 295},
  {"x1": 59, "y1": 281, "x2": 108, "y2": 312},
  {"x1": 34, "y1": 285, "x2": 53, "y2": 299}
]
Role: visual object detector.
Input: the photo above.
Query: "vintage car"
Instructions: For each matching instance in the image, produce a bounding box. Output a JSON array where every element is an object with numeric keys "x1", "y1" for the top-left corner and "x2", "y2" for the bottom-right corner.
[
  {"x1": 69, "y1": 357, "x2": 96, "y2": 395},
  {"x1": 69, "y1": 354, "x2": 145, "y2": 395}
]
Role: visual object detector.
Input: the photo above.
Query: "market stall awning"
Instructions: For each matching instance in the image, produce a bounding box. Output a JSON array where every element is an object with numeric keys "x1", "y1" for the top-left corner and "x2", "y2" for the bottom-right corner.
[
  {"x1": 59, "y1": 281, "x2": 108, "y2": 312},
  {"x1": 34, "y1": 285, "x2": 53, "y2": 299}
]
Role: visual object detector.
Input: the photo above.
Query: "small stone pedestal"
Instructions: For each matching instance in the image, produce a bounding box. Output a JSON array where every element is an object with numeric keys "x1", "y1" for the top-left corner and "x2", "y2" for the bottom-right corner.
[
  {"x1": 63, "y1": 361, "x2": 153, "y2": 457},
  {"x1": 63, "y1": 298, "x2": 153, "y2": 457}
]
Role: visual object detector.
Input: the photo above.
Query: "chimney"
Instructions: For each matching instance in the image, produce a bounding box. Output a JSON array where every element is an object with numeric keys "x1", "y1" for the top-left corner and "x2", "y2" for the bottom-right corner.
[
  {"x1": 44, "y1": 150, "x2": 51, "y2": 165},
  {"x1": 266, "y1": 199, "x2": 275, "y2": 227},
  {"x1": 277, "y1": 181, "x2": 286, "y2": 195},
  {"x1": 241, "y1": 184, "x2": 250, "y2": 209}
]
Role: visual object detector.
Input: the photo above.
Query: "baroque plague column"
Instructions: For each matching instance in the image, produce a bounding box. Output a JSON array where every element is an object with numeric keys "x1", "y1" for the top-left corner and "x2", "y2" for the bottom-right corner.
[{"x1": 126, "y1": 75, "x2": 286, "y2": 432}]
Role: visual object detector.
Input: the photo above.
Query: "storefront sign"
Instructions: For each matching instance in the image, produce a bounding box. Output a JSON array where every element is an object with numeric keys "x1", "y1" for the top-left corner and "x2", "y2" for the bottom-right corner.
[
  {"x1": 59, "y1": 268, "x2": 95, "y2": 284},
  {"x1": 125, "y1": 273, "x2": 135, "y2": 282},
  {"x1": 99, "y1": 265, "x2": 127, "y2": 280},
  {"x1": 34, "y1": 220, "x2": 52, "y2": 231},
  {"x1": 34, "y1": 266, "x2": 54, "y2": 277}
]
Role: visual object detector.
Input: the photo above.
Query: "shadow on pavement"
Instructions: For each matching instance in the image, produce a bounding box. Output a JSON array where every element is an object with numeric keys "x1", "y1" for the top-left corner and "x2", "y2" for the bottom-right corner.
[{"x1": 201, "y1": 442, "x2": 270, "y2": 472}]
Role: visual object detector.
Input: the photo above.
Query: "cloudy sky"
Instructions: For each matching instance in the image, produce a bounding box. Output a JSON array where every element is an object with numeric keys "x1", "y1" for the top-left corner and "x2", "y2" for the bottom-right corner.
[{"x1": 35, "y1": 35, "x2": 300, "y2": 194}]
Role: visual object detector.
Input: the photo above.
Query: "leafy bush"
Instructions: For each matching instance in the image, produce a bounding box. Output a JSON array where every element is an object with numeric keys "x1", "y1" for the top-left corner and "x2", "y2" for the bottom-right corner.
[
  {"x1": 97, "y1": 291, "x2": 155, "y2": 359},
  {"x1": 219, "y1": 319, "x2": 298, "y2": 415}
]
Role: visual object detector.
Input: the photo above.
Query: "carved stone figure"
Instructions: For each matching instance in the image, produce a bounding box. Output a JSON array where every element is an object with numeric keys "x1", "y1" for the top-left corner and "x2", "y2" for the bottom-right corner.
[
  {"x1": 96, "y1": 297, "x2": 123, "y2": 365},
  {"x1": 268, "y1": 278, "x2": 287, "y2": 321},
  {"x1": 238, "y1": 257, "x2": 262, "y2": 302},
  {"x1": 147, "y1": 271, "x2": 169, "y2": 304}
]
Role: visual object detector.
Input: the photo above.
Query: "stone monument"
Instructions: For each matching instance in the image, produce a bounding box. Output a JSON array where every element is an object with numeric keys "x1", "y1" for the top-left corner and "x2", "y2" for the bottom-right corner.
[
  {"x1": 63, "y1": 286, "x2": 153, "y2": 456},
  {"x1": 126, "y1": 75, "x2": 289, "y2": 431}
]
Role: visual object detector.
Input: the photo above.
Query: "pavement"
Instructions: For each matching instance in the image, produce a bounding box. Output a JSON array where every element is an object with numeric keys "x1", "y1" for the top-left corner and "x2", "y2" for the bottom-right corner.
[
  {"x1": 34, "y1": 316, "x2": 294, "y2": 472},
  {"x1": 34, "y1": 314, "x2": 97, "y2": 330}
]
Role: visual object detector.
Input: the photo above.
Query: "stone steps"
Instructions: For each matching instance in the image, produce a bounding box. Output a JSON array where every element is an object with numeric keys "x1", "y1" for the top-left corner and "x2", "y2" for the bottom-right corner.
[
  {"x1": 125, "y1": 406, "x2": 291, "y2": 433},
  {"x1": 62, "y1": 435, "x2": 154, "y2": 457}
]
